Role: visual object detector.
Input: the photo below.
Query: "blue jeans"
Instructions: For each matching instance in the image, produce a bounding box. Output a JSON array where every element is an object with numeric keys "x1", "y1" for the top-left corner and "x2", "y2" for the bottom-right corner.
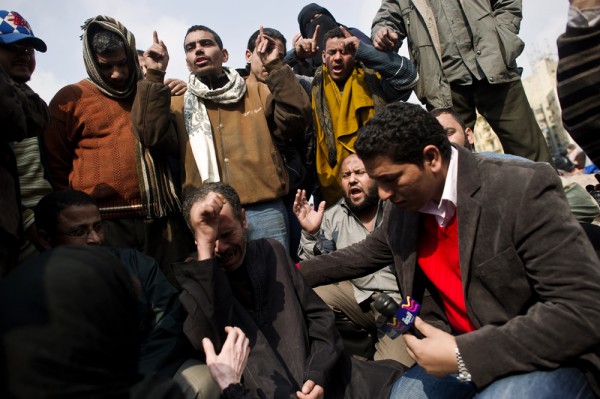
[
  {"x1": 245, "y1": 199, "x2": 289, "y2": 253},
  {"x1": 390, "y1": 365, "x2": 595, "y2": 399}
]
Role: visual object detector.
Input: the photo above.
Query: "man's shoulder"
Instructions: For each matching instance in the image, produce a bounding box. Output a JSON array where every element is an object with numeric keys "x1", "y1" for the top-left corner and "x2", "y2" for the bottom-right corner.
[
  {"x1": 463, "y1": 151, "x2": 559, "y2": 194},
  {"x1": 49, "y1": 79, "x2": 97, "y2": 106}
]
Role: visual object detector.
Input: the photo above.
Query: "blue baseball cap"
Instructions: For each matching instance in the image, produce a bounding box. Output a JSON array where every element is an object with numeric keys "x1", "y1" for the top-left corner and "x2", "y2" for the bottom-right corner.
[{"x1": 0, "y1": 10, "x2": 47, "y2": 52}]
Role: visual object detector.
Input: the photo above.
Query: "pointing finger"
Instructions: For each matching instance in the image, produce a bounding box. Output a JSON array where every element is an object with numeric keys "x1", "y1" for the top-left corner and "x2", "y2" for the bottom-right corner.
[
  {"x1": 340, "y1": 26, "x2": 352, "y2": 38},
  {"x1": 312, "y1": 24, "x2": 320, "y2": 42}
]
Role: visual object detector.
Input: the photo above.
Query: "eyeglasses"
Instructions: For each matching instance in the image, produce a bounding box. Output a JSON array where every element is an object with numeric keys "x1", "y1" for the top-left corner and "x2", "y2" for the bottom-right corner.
[
  {"x1": 57, "y1": 222, "x2": 103, "y2": 239},
  {"x1": 0, "y1": 43, "x2": 35, "y2": 55}
]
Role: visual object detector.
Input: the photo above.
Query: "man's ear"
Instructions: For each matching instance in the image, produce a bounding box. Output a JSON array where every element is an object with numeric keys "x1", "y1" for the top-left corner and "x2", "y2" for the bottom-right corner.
[
  {"x1": 322, "y1": 50, "x2": 326, "y2": 64},
  {"x1": 222, "y1": 49, "x2": 229, "y2": 63},
  {"x1": 465, "y1": 127, "x2": 475, "y2": 146},
  {"x1": 245, "y1": 49, "x2": 252, "y2": 64},
  {"x1": 37, "y1": 228, "x2": 53, "y2": 251},
  {"x1": 423, "y1": 145, "x2": 443, "y2": 173},
  {"x1": 240, "y1": 208, "x2": 248, "y2": 229}
]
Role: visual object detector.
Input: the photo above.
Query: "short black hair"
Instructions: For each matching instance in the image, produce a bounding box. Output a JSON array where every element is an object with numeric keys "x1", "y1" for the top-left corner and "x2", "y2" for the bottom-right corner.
[
  {"x1": 429, "y1": 108, "x2": 468, "y2": 131},
  {"x1": 355, "y1": 102, "x2": 451, "y2": 166},
  {"x1": 246, "y1": 28, "x2": 287, "y2": 53},
  {"x1": 182, "y1": 183, "x2": 243, "y2": 231},
  {"x1": 35, "y1": 190, "x2": 97, "y2": 234},
  {"x1": 323, "y1": 27, "x2": 345, "y2": 47},
  {"x1": 185, "y1": 25, "x2": 223, "y2": 49},
  {"x1": 90, "y1": 29, "x2": 125, "y2": 54}
]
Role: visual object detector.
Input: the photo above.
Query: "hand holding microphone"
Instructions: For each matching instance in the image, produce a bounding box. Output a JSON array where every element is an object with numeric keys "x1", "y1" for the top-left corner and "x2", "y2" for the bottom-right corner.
[{"x1": 374, "y1": 293, "x2": 421, "y2": 339}]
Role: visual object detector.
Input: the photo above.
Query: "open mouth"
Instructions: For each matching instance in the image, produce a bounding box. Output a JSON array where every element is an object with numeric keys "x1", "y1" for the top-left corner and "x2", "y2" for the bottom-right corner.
[{"x1": 349, "y1": 187, "x2": 363, "y2": 199}]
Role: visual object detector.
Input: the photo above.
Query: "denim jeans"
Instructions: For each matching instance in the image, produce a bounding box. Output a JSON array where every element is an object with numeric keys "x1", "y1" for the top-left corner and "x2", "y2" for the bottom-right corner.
[
  {"x1": 245, "y1": 199, "x2": 290, "y2": 253},
  {"x1": 390, "y1": 365, "x2": 595, "y2": 399}
]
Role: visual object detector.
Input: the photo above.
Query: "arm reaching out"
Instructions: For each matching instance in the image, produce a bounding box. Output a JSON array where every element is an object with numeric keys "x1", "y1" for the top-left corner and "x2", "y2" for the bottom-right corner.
[{"x1": 202, "y1": 326, "x2": 251, "y2": 391}]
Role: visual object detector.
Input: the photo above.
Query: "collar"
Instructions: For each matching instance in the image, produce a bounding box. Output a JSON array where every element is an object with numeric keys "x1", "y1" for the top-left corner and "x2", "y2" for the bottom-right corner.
[
  {"x1": 341, "y1": 198, "x2": 385, "y2": 228},
  {"x1": 418, "y1": 146, "x2": 458, "y2": 227}
]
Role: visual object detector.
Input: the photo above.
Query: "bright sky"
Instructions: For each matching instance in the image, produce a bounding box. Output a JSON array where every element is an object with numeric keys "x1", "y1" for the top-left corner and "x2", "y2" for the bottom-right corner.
[{"x1": 4, "y1": 0, "x2": 568, "y2": 104}]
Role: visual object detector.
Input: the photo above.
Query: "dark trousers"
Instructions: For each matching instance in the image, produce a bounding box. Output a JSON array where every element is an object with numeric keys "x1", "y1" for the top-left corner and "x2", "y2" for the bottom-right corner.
[{"x1": 450, "y1": 79, "x2": 554, "y2": 164}]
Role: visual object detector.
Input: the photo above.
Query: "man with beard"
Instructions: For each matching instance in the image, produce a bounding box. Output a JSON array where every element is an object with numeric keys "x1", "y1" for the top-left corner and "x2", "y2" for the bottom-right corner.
[
  {"x1": 293, "y1": 154, "x2": 411, "y2": 366},
  {"x1": 0, "y1": 10, "x2": 49, "y2": 276},
  {"x1": 175, "y1": 182, "x2": 404, "y2": 399}
]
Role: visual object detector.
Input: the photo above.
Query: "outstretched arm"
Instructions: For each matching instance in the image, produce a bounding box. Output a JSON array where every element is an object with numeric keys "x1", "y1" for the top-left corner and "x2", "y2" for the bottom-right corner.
[{"x1": 202, "y1": 326, "x2": 250, "y2": 392}]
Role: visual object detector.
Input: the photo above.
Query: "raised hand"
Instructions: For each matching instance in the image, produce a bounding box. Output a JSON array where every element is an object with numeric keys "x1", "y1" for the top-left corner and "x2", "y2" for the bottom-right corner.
[
  {"x1": 339, "y1": 26, "x2": 360, "y2": 56},
  {"x1": 293, "y1": 189, "x2": 326, "y2": 236},
  {"x1": 144, "y1": 31, "x2": 169, "y2": 72},
  {"x1": 189, "y1": 192, "x2": 227, "y2": 260},
  {"x1": 294, "y1": 25, "x2": 321, "y2": 60},
  {"x1": 373, "y1": 27, "x2": 399, "y2": 51},
  {"x1": 255, "y1": 26, "x2": 281, "y2": 66}
]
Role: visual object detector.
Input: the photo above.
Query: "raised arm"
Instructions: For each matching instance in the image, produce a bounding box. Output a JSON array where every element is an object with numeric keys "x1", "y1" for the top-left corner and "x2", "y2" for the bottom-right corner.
[{"x1": 131, "y1": 31, "x2": 178, "y2": 155}]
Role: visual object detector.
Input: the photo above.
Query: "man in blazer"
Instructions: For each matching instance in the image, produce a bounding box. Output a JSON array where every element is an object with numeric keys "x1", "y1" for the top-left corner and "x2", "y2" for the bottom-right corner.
[{"x1": 299, "y1": 102, "x2": 600, "y2": 397}]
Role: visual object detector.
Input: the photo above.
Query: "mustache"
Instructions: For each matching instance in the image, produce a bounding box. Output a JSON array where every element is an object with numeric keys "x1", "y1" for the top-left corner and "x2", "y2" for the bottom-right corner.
[{"x1": 216, "y1": 247, "x2": 236, "y2": 260}]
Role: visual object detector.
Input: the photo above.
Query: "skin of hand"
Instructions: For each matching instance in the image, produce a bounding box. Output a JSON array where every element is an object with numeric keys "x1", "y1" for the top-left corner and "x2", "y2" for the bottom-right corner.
[
  {"x1": 373, "y1": 27, "x2": 399, "y2": 51},
  {"x1": 189, "y1": 192, "x2": 227, "y2": 260},
  {"x1": 165, "y1": 78, "x2": 187, "y2": 95},
  {"x1": 296, "y1": 379, "x2": 324, "y2": 399},
  {"x1": 202, "y1": 326, "x2": 251, "y2": 391},
  {"x1": 292, "y1": 189, "x2": 326, "y2": 236},
  {"x1": 143, "y1": 31, "x2": 169, "y2": 72},
  {"x1": 339, "y1": 26, "x2": 360, "y2": 56},
  {"x1": 403, "y1": 317, "x2": 459, "y2": 377},
  {"x1": 570, "y1": 0, "x2": 600, "y2": 8},
  {"x1": 255, "y1": 26, "x2": 282, "y2": 66},
  {"x1": 293, "y1": 25, "x2": 321, "y2": 60}
]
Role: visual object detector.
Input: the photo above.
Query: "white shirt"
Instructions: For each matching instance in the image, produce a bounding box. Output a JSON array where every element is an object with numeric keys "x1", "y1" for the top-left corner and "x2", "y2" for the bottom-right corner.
[{"x1": 418, "y1": 146, "x2": 459, "y2": 227}]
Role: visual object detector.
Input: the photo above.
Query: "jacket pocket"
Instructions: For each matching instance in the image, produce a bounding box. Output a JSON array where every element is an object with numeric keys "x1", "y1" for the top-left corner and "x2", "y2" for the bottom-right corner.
[
  {"x1": 494, "y1": 20, "x2": 525, "y2": 67},
  {"x1": 472, "y1": 246, "x2": 533, "y2": 317}
]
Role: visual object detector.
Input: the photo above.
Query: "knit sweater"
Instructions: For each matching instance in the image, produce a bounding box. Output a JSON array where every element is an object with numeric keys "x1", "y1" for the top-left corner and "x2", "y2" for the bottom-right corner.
[
  {"x1": 44, "y1": 75, "x2": 178, "y2": 219},
  {"x1": 44, "y1": 79, "x2": 142, "y2": 216}
]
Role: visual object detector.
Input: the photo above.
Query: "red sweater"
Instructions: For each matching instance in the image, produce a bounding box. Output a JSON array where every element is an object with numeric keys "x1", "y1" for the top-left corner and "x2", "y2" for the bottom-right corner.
[{"x1": 418, "y1": 213, "x2": 476, "y2": 333}]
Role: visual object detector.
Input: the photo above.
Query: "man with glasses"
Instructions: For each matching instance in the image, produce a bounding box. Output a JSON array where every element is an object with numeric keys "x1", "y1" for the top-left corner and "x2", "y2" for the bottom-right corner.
[
  {"x1": 0, "y1": 10, "x2": 49, "y2": 276},
  {"x1": 33, "y1": 189, "x2": 220, "y2": 398}
]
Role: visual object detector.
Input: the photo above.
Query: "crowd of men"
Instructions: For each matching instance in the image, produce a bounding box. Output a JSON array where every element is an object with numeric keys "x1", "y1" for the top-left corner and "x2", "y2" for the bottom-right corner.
[{"x1": 2, "y1": 1, "x2": 600, "y2": 398}]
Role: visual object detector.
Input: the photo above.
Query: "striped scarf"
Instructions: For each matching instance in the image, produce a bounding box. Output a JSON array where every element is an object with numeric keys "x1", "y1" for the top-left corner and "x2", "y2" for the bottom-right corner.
[{"x1": 81, "y1": 16, "x2": 180, "y2": 218}]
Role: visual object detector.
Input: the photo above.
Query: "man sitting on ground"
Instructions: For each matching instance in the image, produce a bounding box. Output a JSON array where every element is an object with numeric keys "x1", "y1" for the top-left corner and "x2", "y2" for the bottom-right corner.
[
  {"x1": 175, "y1": 182, "x2": 404, "y2": 399},
  {"x1": 33, "y1": 189, "x2": 219, "y2": 399},
  {"x1": 299, "y1": 102, "x2": 600, "y2": 397},
  {"x1": 294, "y1": 154, "x2": 411, "y2": 366}
]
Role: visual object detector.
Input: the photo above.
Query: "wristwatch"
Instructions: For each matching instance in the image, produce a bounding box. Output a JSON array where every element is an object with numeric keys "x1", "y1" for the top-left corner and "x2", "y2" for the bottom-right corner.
[{"x1": 455, "y1": 346, "x2": 472, "y2": 382}]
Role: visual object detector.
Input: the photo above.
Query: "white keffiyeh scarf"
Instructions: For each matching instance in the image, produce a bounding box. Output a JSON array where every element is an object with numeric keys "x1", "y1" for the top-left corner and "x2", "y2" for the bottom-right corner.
[{"x1": 184, "y1": 67, "x2": 246, "y2": 183}]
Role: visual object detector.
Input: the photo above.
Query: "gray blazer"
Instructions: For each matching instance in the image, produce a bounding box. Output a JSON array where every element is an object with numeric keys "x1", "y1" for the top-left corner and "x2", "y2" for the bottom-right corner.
[{"x1": 300, "y1": 147, "x2": 600, "y2": 393}]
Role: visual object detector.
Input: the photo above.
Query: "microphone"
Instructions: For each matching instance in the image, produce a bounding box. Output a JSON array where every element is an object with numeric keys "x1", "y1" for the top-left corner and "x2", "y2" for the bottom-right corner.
[{"x1": 374, "y1": 293, "x2": 421, "y2": 339}]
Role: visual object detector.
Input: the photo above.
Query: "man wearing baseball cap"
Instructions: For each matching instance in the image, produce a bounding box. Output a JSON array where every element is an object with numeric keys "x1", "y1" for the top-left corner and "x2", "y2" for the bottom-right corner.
[{"x1": 0, "y1": 10, "x2": 49, "y2": 277}]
